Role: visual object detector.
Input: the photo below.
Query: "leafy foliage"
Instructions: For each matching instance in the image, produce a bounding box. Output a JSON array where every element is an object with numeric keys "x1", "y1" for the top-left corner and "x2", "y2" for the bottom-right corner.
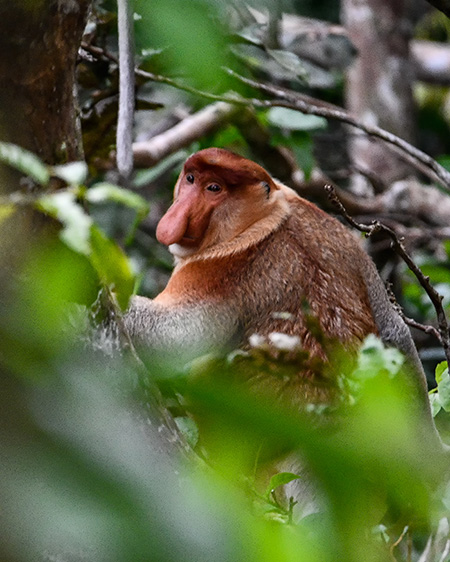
[
  {"x1": 0, "y1": 145, "x2": 147, "y2": 310},
  {"x1": 1, "y1": 2, "x2": 450, "y2": 562},
  {"x1": 430, "y1": 361, "x2": 450, "y2": 415}
]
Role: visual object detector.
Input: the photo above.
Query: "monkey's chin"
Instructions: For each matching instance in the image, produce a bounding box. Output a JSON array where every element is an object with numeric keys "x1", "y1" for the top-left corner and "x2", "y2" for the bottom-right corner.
[{"x1": 168, "y1": 243, "x2": 198, "y2": 259}]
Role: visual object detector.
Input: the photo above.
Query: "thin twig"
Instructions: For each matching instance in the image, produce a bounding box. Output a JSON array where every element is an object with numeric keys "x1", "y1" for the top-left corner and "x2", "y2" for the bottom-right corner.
[
  {"x1": 398, "y1": 307, "x2": 443, "y2": 345},
  {"x1": 325, "y1": 184, "x2": 450, "y2": 367},
  {"x1": 390, "y1": 525, "x2": 409, "y2": 561},
  {"x1": 401, "y1": 314, "x2": 442, "y2": 342},
  {"x1": 385, "y1": 284, "x2": 444, "y2": 341},
  {"x1": 116, "y1": 0, "x2": 135, "y2": 182},
  {"x1": 80, "y1": 42, "x2": 450, "y2": 192},
  {"x1": 225, "y1": 70, "x2": 450, "y2": 193},
  {"x1": 81, "y1": 42, "x2": 229, "y2": 103}
]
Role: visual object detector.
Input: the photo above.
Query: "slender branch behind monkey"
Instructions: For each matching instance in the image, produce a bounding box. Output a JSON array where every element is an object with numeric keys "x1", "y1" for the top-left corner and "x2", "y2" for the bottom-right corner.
[
  {"x1": 325, "y1": 184, "x2": 450, "y2": 367},
  {"x1": 116, "y1": 0, "x2": 135, "y2": 183},
  {"x1": 79, "y1": 42, "x2": 450, "y2": 194}
]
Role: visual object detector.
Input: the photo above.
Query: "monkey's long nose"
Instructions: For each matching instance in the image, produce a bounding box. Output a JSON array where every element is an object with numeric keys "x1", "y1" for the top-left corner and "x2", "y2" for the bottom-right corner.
[{"x1": 156, "y1": 200, "x2": 191, "y2": 246}]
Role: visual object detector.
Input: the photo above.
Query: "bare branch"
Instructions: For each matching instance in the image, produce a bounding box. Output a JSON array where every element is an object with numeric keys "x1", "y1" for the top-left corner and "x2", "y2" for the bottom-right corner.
[
  {"x1": 325, "y1": 184, "x2": 450, "y2": 366},
  {"x1": 225, "y1": 70, "x2": 450, "y2": 193},
  {"x1": 402, "y1": 315, "x2": 443, "y2": 343},
  {"x1": 133, "y1": 103, "x2": 241, "y2": 167},
  {"x1": 116, "y1": 0, "x2": 135, "y2": 183},
  {"x1": 82, "y1": 42, "x2": 450, "y2": 193}
]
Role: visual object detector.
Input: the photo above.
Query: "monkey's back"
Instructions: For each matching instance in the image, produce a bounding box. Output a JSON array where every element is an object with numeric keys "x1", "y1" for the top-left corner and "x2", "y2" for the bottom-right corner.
[{"x1": 237, "y1": 195, "x2": 378, "y2": 356}]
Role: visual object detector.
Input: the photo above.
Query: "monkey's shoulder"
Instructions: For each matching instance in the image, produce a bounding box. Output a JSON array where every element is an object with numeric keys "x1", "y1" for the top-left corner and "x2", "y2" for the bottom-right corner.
[
  {"x1": 238, "y1": 201, "x2": 378, "y2": 339},
  {"x1": 289, "y1": 196, "x2": 364, "y2": 246},
  {"x1": 158, "y1": 250, "x2": 252, "y2": 304},
  {"x1": 260, "y1": 197, "x2": 369, "y2": 272}
]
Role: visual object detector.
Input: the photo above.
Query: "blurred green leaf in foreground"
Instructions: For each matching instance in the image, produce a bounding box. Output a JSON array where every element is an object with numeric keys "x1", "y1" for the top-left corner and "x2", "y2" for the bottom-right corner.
[{"x1": 0, "y1": 235, "x2": 449, "y2": 562}]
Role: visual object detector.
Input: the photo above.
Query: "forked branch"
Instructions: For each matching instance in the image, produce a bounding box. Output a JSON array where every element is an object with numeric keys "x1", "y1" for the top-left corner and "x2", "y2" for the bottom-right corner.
[{"x1": 325, "y1": 184, "x2": 450, "y2": 367}]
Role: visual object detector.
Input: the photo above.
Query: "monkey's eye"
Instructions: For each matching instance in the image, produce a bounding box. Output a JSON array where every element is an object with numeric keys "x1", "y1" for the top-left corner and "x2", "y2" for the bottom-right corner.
[
  {"x1": 186, "y1": 174, "x2": 195, "y2": 184},
  {"x1": 206, "y1": 184, "x2": 221, "y2": 193}
]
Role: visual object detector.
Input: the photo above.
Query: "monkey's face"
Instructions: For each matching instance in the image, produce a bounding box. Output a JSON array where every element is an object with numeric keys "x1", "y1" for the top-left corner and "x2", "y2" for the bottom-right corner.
[{"x1": 156, "y1": 148, "x2": 279, "y2": 258}]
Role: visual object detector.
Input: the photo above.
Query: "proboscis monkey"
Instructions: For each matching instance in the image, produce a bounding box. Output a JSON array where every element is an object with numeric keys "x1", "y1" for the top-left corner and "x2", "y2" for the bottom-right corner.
[{"x1": 124, "y1": 147, "x2": 444, "y2": 478}]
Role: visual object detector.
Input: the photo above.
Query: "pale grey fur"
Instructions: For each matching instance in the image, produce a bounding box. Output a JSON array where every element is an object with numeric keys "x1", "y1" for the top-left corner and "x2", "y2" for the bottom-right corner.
[
  {"x1": 124, "y1": 295, "x2": 240, "y2": 365},
  {"x1": 362, "y1": 257, "x2": 436, "y2": 424}
]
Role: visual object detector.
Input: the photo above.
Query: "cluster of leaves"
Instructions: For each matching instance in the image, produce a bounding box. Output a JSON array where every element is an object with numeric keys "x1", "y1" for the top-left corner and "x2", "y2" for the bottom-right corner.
[
  {"x1": 80, "y1": 0, "x2": 343, "y2": 177},
  {"x1": 430, "y1": 361, "x2": 450, "y2": 416},
  {"x1": 0, "y1": 141, "x2": 147, "y2": 310}
]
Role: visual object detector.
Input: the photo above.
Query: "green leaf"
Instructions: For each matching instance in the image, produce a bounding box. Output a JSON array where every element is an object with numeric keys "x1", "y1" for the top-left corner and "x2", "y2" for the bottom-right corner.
[
  {"x1": 371, "y1": 524, "x2": 390, "y2": 544},
  {"x1": 0, "y1": 203, "x2": 16, "y2": 224},
  {"x1": 89, "y1": 225, "x2": 135, "y2": 310},
  {"x1": 0, "y1": 142, "x2": 50, "y2": 185},
  {"x1": 267, "y1": 107, "x2": 327, "y2": 131},
  {"x1": 444, "y1": 240, "x2": 450, "y2": 260},
  {"x1": 133, "y1": 151, "x2": 187, "y2": 188},
  {"x1": 237, "y1": 23, "x2": 266, "y2": 46},
  {"x1": 86, "y1": 182, "x2": 149, "y2": 220},
  {"x1": 355, "y1": 335, "x2": 404, "y2": 379},
  {"x1": 136, "y1": 0, "x2": 231, "y2": 91},
  {"x1": 34, "y1": 192, "x2": 135, "y2": 307},
  {"x1": 37, "y1": 191, "x2": 93, "y2": 255},
  {"x1": 174, "y1": 416, "x2": 199, "y2": 448},
  {"x1": 437, "y1": 373, "x2": 450, "y2": 412},
  {"x1": 292, "y1": 135, "x2": 315, "y2": 180},
  {"x1": 86, "y1": 183, "x2": 150, "y2": 244},
  {"x1": 267, "y1": 49, "x2": 309, "y2": 79},
  {"x1": 52, "y1": 162, "x2": 88, "y2": 185},
  {"x1": 437, "y1": 155, "x2": 450, "y2": 171},
  {"x1": 429, "y1": 392, "x2": 442, "y2": 417},
  {"x1": 264, "y1": 472, "x2": 300, "y2": 500},
  {"x1": 267, "y1": 49, "x2": 338, "y2": 88},
  {"x1": 435, "y1": 361, "x2": 449, "y2": 384}
]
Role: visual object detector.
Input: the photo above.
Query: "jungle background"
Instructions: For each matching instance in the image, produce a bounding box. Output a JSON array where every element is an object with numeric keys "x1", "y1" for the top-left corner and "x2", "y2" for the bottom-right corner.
[{"x1": 1, "y1": 0, "x2": 450, "y2": 561}]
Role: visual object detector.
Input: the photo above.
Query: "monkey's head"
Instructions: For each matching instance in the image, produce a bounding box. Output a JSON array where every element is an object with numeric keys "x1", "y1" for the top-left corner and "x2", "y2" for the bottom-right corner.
[{"x1": 156, "y1": 148, "x2": 285, "y2": 258}]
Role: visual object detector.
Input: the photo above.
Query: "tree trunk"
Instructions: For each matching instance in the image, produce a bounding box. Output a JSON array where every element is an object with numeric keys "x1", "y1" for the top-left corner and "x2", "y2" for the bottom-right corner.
[
  {"x1": 0, "y1": 0, "x2": 91, "y2": 190},
  {"x1": 0, "y1": 0, "x2": 92, "y2": 299},
  {"x1": 341, "y1": 0, "x2": 416, "y2": 194}
]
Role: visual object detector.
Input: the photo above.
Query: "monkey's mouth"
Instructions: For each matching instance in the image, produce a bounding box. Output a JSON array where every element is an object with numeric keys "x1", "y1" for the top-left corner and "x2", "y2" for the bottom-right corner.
[{"x1": 180, "y1": 235, "x2": 199, "y2": 247}]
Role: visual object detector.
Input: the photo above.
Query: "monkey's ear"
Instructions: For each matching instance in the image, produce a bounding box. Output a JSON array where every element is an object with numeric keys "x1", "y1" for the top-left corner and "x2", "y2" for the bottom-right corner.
[{"x1": 262, "y1": 182, "x2": 271, "y2": 198}]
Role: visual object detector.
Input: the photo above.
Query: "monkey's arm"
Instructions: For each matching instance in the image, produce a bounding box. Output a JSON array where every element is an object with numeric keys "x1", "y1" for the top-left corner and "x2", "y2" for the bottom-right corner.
[{"x1": 124, "y1": 295, "x2": 240, "y2": 364}]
